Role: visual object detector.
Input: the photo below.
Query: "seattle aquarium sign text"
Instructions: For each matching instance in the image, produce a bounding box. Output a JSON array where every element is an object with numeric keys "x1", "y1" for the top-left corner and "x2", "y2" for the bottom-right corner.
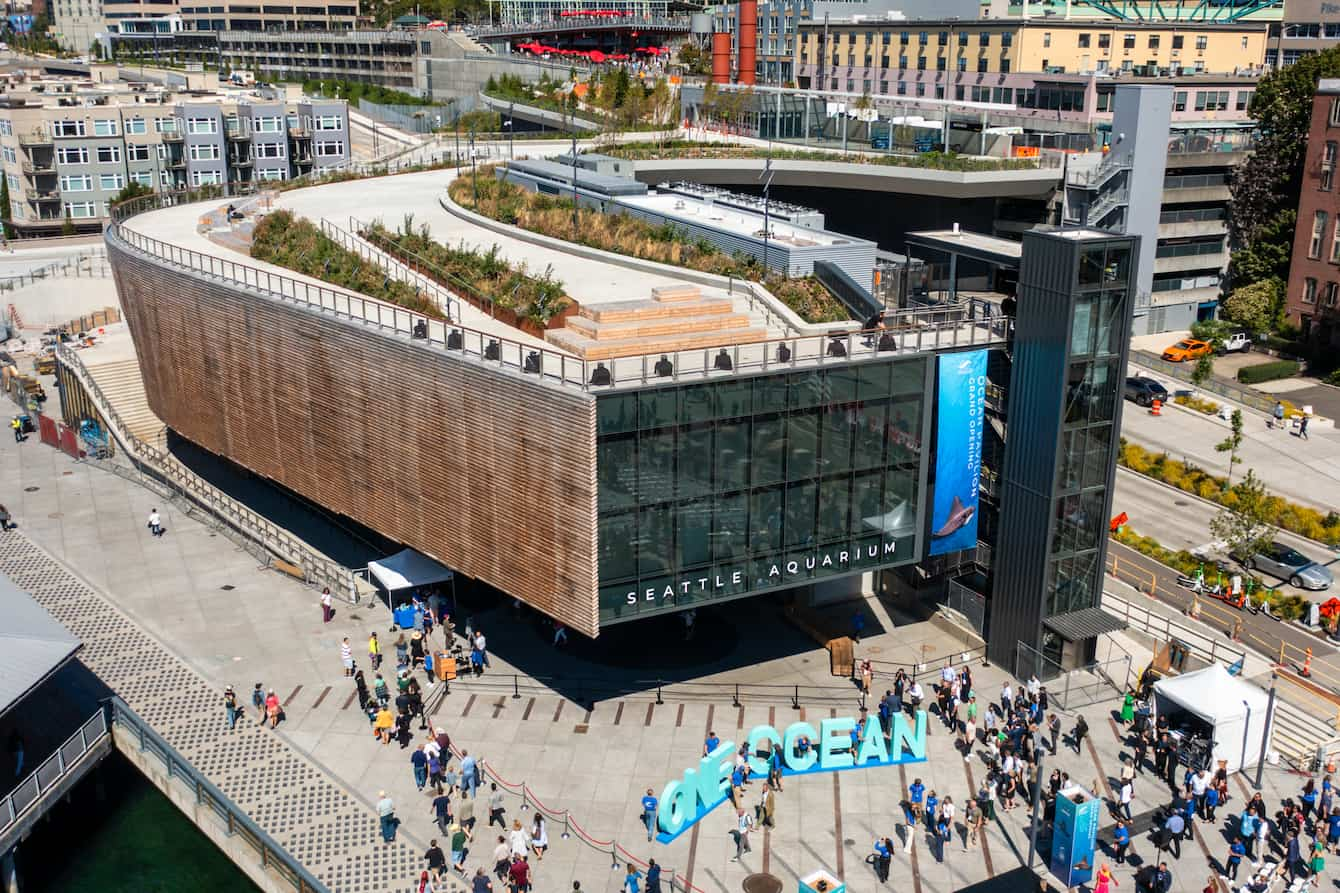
[{"x1": 655, "y1": 711, "x2": 928, "y2": 842}]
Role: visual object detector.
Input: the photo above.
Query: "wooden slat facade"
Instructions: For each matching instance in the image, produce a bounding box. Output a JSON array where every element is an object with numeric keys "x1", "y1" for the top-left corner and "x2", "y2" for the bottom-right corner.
[{"x1": 108, "y1": 239, "x2": 601, "y2": 636}]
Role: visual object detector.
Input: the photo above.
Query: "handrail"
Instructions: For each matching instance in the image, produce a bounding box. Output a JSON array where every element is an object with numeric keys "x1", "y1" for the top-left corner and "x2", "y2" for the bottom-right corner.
[
  {"x1": 442, "y1": 670, "x2": 866, "y2": 709},
  {"x1": 1099, "y1": 589, "x2": 1247, "y2": 669},
  {"x1": 318, "y1": 217, "x2": 463, "y2": 323},
  {"x1": 106, "y1": 696, "x2": 329, "y2": 893},
  {"x1": 55, "y1": 342, "x2": 358, "y2": 603},
  {"x1": 1, "y1": 708, "x2": 109, "y2": 841}
]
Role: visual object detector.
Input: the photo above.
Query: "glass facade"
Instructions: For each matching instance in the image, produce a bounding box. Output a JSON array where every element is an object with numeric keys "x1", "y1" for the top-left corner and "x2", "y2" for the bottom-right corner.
[
  {"x1": 1044, "y1": 242, "x2": 1131, "y2": 626},
  {"x1": 596, "y1": 358, "x2": 932, "y2": 623}
]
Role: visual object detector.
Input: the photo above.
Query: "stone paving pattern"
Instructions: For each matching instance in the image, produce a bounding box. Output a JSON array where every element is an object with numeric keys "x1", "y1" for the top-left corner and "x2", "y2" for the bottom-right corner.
[{"x1": 1, "y1": 384, "x2": 1328, "y2": 893}]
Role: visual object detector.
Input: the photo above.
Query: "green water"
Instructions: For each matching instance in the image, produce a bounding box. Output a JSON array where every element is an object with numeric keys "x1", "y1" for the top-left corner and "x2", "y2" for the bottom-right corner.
[{"x1": 20, "y1": 753, "x2": 261, "y2": 893}]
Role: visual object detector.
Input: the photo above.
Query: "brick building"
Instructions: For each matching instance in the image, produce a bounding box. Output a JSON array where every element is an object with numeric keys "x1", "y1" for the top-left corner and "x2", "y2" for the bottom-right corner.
[{"x1": 1286, "y1": 78, "x2": 1340, "y2": 346}]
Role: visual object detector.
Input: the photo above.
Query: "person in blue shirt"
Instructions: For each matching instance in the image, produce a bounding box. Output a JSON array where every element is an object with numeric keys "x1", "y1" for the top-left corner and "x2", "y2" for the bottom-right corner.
[
  {"x1": 924, "y1": 791, "x2": 939, "y2": 830},
  {"x1": 1204, "y1": 784, "x2": 1220, "y2": 821},
  {"x1": 1113, "y1": 820, "x2": 1131, "y2": 864},
  {"x1": 934, "y1": 813, "x2": 951, "y2": 863},
  {"x1": 1226, "y1": 836, "x2": 1246, "y2": 880},
  {"x1": 640, "y1": 788, "x2": 658, "y2": 842},
  {"x1": 645, "y1": 858, "x2": 662, "y2": 893},
  {"x1": 1327, "y1": 808, "x2": 1340, "y2": 852},
  {"x1": 909, "y1": 779, "x2": 926, "y2": 822},
  {"x1": 704, "y1": 732, "x2": 720, "y2": 755},
  {"x1": 1302, "y1": 780, "x2": 1319, "y2": 821},
  {"x1": 1240, "y1": 808, "x2": 1259, "y2": 860},
  {"x1": 871, "y1": 837, "x2": 892, "y2": 882},
  {"x1": 623, "y1": 863, "x2": 643, "y2": 893}
]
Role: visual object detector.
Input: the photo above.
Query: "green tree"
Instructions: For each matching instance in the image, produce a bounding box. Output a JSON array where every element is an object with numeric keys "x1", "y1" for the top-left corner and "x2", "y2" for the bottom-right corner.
[
  {"x1": 112, "y1": 181, "x2": 153, "y2": 206},
  {"x1": 61, "y1": 211, "x2": 75, "y2": 236},
  {"x1": 1215, "y1": 409, "x2": 1245, "y2": 487},
  {"x1": 1209, "y1": 469, "x2": 1277, "y2": 562},
  {"x1": 1191, "y1": 355, "x2": 1214, "y2": 387},
  {"x1": 1222, "y1": 278, "x2": 1281, "y2": 333},
  {"x1": 0, "y1": 175, "x2": 14, "y2": 241},
  {"x1": 1229, "y1": 211, "x2": 1295, "y2": 287},
  {"x1": 1230, "y1": 46, "x2": 1340, "y2": 290}
]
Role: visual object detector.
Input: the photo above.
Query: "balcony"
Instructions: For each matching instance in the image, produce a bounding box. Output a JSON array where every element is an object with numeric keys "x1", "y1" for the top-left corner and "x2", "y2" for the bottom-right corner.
[
  {"x1": 225, "y1": 126, "x2": 249, "y2": 141},
  {"x1": 24, "y1": 187, "x2": 60, "y2": 202},
  {"x1": 167, "y1": 157, "x2": 186, "y2": 169},
  {"x1": 17, "y1": 130, "x2": 52, "y2": 147},
  {"x1": 160, "y1": 130, "x2": 184, "y2": 142},
  {"x1": 21, "y1": 159, "x2": 55, "y2": 175},
  {"x1": 228, "y1": 156, "x2": 254, "y2": 167},
  {"x1": 288, "y1": 125, "x2": 310, "y2": 138}
]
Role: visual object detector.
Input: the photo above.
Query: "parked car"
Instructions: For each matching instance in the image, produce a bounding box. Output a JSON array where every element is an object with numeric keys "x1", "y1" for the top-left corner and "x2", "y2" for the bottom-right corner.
[
  {"x1": 1124, "y1": 376, "x2": 1170, "y2": 407},
  {"x1": 1162, "y1": 338, "x2": 1214, "y2": 362},
  {"x1": 1218, "y1": 332, "x2": 1252, "y2": 354},
  {"x1": 1232, "y1": 541, "x2": 1334, "y2": 590}
]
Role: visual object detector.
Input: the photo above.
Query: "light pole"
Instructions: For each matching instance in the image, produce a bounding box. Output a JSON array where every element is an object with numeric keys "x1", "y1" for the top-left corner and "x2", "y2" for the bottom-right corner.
[
  {"x1": 1025, "y1": 751, "x2": 1044, "y2": 871},
  {"x1": 469, "y1": 127, "x2": 477, "y2": 205},
  {"x1": 758, "y1": 150, "x2": 773, "y2": 278},
  {"x1": 570, "y1": 130, "x2": 578, "y2": 239},
  {"x1": 1254, "y1": 673, "x2": 1277, "y2": 789},
  {"x1": 506, "y1": 105, "x2": 514, "y2": 159}
]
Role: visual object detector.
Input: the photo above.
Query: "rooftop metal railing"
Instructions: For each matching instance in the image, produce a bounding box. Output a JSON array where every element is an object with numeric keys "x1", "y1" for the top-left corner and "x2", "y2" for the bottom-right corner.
[
  {"x1": 318, "y1": 217, "x2": 463, "y2": 322},
  {"x1": 1, "y1": 709, "x2": 108, "y2": 846},
  {"x1": 111, "y1": 188, "x2": 1012, "y2": 396}
]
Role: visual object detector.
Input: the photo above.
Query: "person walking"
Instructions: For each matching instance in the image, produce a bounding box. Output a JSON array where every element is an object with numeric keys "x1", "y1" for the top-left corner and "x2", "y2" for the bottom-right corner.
[
  {"x1": 471, "y1": 868, "x2": 493, "y2": 893},
  {"x1": 11, "y1": 416, "x2": 23, "y2": 443},
  {"x1": 1310, "y1": 841, "x2": 1325, "y2": 887},
  {"x1": 1274, "y1": 401, "x2": 1286, "y2": 431},
  {"x1": 1226, "y1": 837, "x2": 1246, "y2": 880},
  {"x1": 965, "y1": 799, "x2": 983, "y2": 851},
  {"x1": 450, "y1": 824, "x2": 468, "y2": 873},
  {"x1": 0, "y1": 503, "x2": 14, "y2": 532},
  {"x1": 424, "y1": 839, "x2": 447, "y2": 882},
  {"x1": 756, "y1": 783, "x2": 776, "y2": 829},
  {"x1": 1153, "y1": 862, "x2": 1173, "y2": 893},
  {"x1": 1119, "y1": 779, "x2": 1134, "y2": 821},
  {"x1": 412, "y1": 745, "x2": 429, "y2": 791},
  {"x1": 488, "y1": 783, "x2": 506, "y2": 829},
  {"x1": 147, "y1": 508, "x2": 163, "y2": 537},
  {"x1": 1300, "y1": 414, "x2": 1311, "y2": 440},
  {"x1": 1121, "y1": 691, "x2": 1135, "y2": 725},
  {"x1": 530, "y1": 813, "x2": 548, "y2": 862},
  {"x1": 368, "y1": 632, "x2": 382, "y2": 671},
  {"x1": 1095, "y1": 863, "x2": 1117, "y2": 893},
  {"x1": 1162, "y1": 811, "x2": 1185, "y2": 860},
  {"x1": 341, "y1": 638, "x2": 354, "y2": 677},
  {"x1": 251, "y1": 683, "x2": 265, "y2": 725},
  {"x1": 322, "y1": 587, "x2": 334, "y2": 623},
  {"x1": 1113, "y1": 819, "x2": 1131, "y2": 864},
  {"x1": 264, "y1": 689, "x2": 281, "y2": 728},
  {"x1": 458, "y1": 791, "x2": 476, "y2": 840},
  {"x1": 641, "y1": 787, "x2": 658, "y2": 841},
  {"x1": 730, "y1": 808, "x2": 754, "y2": 860},
  {"x1": 460, "y1": 751, "x2": 479, "y2": 798},
  {"x1": 224, "y1": 686, "x2": 241, "y2": 729},
  {"x1": 645, "y1": 858, "x2": 662, "y2": 893},
  {"x1": 1073, "y1": 715, "x2": 1089, "y2": 753},
  {"x1": 1048, "y1": 713, "x2": 1061, "y2": 755},
  {"x1": 377, "y1": 791, "x2": 399, "y2": 843},
  {"x1": 623, "y1": 863, "x2": 643, "y2": 893},
  {"x1": 872, "y1": 837, "x2": 893, "y2": 882},
  {"x1": 431, "y1": 789, "x2": 452, "y2": 836}
]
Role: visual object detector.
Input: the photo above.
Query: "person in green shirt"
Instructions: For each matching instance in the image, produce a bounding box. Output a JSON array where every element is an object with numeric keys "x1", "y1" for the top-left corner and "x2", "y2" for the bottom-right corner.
[{"x1": 451, "y1": 824, "x2": 469, "y2": 873}]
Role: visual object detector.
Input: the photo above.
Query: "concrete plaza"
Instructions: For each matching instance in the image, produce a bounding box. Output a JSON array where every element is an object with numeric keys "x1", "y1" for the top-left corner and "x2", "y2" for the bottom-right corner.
[{"x1": 0, "y1": 402, "x2": 1326, "y2": 893}]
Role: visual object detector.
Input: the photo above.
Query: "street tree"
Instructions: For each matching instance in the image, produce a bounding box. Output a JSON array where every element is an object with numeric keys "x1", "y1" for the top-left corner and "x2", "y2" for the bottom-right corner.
[
  {"x1": 1215, "y1": 409, "x2": 1245, "y2": 487},
  {"x1": 1221, "y1": 278, "x2": 1280, "y2": 333},
  {"x1": 1191, "y1": 355, "x2": 1214, "y2": 388},
  {"x1": 1209, "y1": 469, "x2": 1277, "y2": 561}
]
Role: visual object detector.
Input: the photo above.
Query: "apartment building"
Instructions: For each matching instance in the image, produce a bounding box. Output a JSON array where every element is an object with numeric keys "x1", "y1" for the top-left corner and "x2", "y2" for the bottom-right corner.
[
  {"x1": 1285, "y1": 79, "x2": 1340, "y2": 345},
  {"x1": 0, "y1": 82, "x2": 348, "y2": 233},
  {"x1": 53, "y1": 0, "x2": 359, "y2": 52},
  {"x1": 795, "y1": 20, "x2": 1268, "y2": 95},
  {"x1": 1269, "y1": 0, "x2": 1340, "y2": 66}
]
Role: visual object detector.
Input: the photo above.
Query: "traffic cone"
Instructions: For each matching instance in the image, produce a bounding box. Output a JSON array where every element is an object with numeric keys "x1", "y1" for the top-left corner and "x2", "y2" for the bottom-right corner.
[
  {"x1": 1150, "y1": 398, "x2": 1162, "y2": 416},
  {"x1": 1303, "y1": 647, "x2": 1313, "y2": 677}
]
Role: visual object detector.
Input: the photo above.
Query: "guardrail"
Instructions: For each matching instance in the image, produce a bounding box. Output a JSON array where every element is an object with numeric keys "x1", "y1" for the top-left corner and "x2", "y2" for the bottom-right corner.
[
  {"x1": 1100, "y1": 589, "x2": 1246, "y2": 669},
  {"x1": 319, "y1": 217, "x2": 463, "y2": 323},
  {"x1": 55, "y1": 341, "x2": 358, "y2": 602},
  {"x1": 0, "y1": 250, "x2": 110, "y2": 293},
  {"x1": 1131, "y1": 350, "x2": 1285, "y2": 417},
  {"x1": 110, "y1": 188, "x2": 1012, "y2": 395},
  {"x1": 108, "y1": 696, "x2": 328, "y2": 893},
  {"x1": 1, "y1": 708, "x2": 108, "y2": 843}
]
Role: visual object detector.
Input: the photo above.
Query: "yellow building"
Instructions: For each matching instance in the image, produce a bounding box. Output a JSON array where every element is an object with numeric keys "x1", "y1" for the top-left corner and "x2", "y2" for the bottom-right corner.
[{"x1": 796, "y1": 20, "x2": 1267, "y2": 79}]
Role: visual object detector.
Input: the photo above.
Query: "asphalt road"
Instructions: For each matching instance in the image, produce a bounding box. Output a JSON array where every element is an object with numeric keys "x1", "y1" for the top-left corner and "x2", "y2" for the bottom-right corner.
[{"x1": 1111, "y1": 467, "x2": 1339, "y2": 603}]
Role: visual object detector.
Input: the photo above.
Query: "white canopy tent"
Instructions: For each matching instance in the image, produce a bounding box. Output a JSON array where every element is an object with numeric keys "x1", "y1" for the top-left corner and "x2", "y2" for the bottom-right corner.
[
  {"x1": 367, "y1": 549, "x2": 455, "y2": 592},
  {"x1": 1152, "y1": 664, "x2": 1274, "y2": 774}
]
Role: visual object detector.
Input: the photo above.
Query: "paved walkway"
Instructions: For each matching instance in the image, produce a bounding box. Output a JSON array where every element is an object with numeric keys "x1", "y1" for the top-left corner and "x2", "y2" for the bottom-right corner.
[{"x1": 0, "y1": 414, "x2": 1325, "y2": 893}]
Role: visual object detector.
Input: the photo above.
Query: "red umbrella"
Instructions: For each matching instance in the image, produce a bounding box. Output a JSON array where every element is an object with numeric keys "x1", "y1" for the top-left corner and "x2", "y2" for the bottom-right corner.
[{"x1": 588, "y1": 49, "x2": 606, "y2": 62}]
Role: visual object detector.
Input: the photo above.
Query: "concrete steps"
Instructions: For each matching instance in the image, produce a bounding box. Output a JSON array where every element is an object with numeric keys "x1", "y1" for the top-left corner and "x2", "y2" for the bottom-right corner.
[
  {"x1": 83, "y1": 358, "x2": 164, "y2": 446},
  {"x1": 549, "y1": 284, "x2": 767, "y2": 360}
]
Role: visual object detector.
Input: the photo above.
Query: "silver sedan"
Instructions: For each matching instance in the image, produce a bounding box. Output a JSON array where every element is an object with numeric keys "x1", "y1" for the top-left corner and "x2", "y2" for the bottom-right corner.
[{"x1": 1241, "y1": 541, "x2": 1334, "y2": 590}]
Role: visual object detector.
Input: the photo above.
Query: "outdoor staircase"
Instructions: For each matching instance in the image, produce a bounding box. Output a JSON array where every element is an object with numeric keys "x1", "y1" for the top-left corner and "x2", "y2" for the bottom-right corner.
[
  {"x1": 544, "y1": 285, "x2": 769, "y2": 360},
  {"x1": 81, "y1": 358, "x2": 164, "y2": 447}
]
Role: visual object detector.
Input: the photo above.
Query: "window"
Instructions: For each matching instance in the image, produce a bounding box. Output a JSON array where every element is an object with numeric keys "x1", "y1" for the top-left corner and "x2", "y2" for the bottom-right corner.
[
  {"x1": 127, "y1": 144, "x2": 151, "y2": 162},
  {"x1": 1193, "y1": 90, "x2": 1228, "y2": 112},
  {"x1": 63, "y1": 201, "x2": 97, "y2": 218},
  {"x1": 1172, "y1": 35, "x2": 1184, "y2": 49},
  {"x1": 979, "y1": 31, "x2": 990, "y2": 46},
  {"x1": 0, "y1": 120, "x2": 12, "y2": 137},
  {"x1": 1098, "y1": 33, "x2": 1110, "y2": 48},
  {"x1": 918, "y1": 31, "x2": 928, "y2": 45},
  {"x1": 958, "y1": 56, "x2": 967, "y2": 71},
  {"x1": 0, "y1": 146, "x2": 12, "y2": 165},
  {"x1": 52, "y1": 120, "x2": 85, "y2": 137},
  {"x1": 258, "y1": 168, "x2": 286, "y2": 181},
  {"x1": 1123, "y1": 33, "x2": 1136, "y2": 49},
  {"x1": 315, "y1": 114, "x2": 341, "y2": 131},
  {"x1": 96, "y1": 145, "x2": 121, "y2": 164},
  {"x1": 1078, "y1": 33, "x2": 1090, "y2": 48},
  {"x1": 155, "y1": 117, "x2": 177, "y2": 134},
  {"x1": 255, "y1": 142, "x2": 285, "y2": 159},
  {"x1": 1000, "y1": 58, "x2": 1011, "y2": 73},
  {"x1": 957, "y1": 31, "x2": 968, "y2": 46},
  {"x1": 1324, "y1": 142, "x2": 1337, "y2": 192},
  {"x1": 1001, "y1": 32, "x2": 1013, "y2": 47},
  {"x1": 1331, "y1": 219, "x2": 1340, "y2": 262},
  {"x1": 126, "y1": 117, "x2": 146, "y2": 135},
  {"x1": 189, "y1": 144, "x2": 220, "y2": 161},
  {"x1": 936, "y1": 56, "x2": 946, "y2": 71},
  {"x1": 1173, "y1": 91, "x2": 1187, "y2": 112},
  {"x1": 186, "y1": 117, "x2": 217, "y2": 135},
  {"x1": 1303, "y1": 277, "x2": 1318, "y2": 304},
  {"x1": 916, "y1": 56, "x2": 926, "y2": 70},
  {"x1": 129, "y1": 170, "x2": 153, "y2": 186},
  {"x1": 93, "y1": 119, "x2": 118, "y2": 137},
  {"x1": 898, "y1": 54, "x2": 907, "y2": 68},
  {"x1": 1148, "y1": 34, "x2": 1160, "y2": 48},
  {"x1": 899, "y1": 31, "x2": 909, "y2": 44},
  {"x1": 1043, "y1": 32, "x2": 1051, "y2": 47},
  {"x1": 1311, "y1": 211, "x2": 1328, "y2": 258},
  {"x1": 190, "y1": 170, "x2": 221, "y2": 186},
  {"x1": 315, "y1": 140, "x2": 344, "y2": 157},
  {"x1": 1195, "y1": 35, "x2": 1207, "y2": 50},
  {"x1": 59, "y1": 175, "x2": 92, "y2": 192},
  {"x1": 99, "y1": 173, "x2": 124, "y2": 190},
  {"x1": 56, "y1": 146, "x2": 87, "y2": 165},
  {"x1": 977, "y1": 57, "x2": 988, "y2": 72},
  {"x1": 1236, "y1": 90, "x2": 1253, "y2": 112},
  {"x1": 4, "y1": 173, "x2": 15, "y2": 190}
]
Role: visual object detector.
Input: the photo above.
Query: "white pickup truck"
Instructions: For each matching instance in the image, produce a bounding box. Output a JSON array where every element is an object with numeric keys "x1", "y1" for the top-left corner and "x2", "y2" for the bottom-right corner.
[{"x1": 1218, "y1": 332, "x2": 1252, "y2": 354}]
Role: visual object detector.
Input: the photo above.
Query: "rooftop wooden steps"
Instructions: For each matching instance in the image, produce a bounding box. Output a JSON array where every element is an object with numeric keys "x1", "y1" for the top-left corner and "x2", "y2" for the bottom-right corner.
[
  {"x1": 545, "y1": 323, "x2": 768, "y2": 361},
  {"x1": 565, "y1": 310, "x2": 754, "y2": 341},
  {"x1": 547, "y1": 285, "x2": 767, "y2": 360}
]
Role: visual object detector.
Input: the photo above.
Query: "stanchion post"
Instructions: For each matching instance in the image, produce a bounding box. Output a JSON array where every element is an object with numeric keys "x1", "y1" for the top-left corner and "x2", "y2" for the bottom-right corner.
[
  {"x1": 513, "y1": 675, "x2": 521, "y2": 700},
  {"x1": 733, "y1": 684, "x2": 741, "y2": 708},
  {"x1": 792, "y1": 685, "x2": 800, "y2": 710},
  {"x1": 656, "y1": 681, "x2": 664, "y2": 706}
]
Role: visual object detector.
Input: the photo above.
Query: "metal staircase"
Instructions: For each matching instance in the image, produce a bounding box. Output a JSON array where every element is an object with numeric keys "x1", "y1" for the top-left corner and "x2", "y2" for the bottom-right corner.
[{"x1": 55, "y1": 343, "x2": 361, "y2": 602}]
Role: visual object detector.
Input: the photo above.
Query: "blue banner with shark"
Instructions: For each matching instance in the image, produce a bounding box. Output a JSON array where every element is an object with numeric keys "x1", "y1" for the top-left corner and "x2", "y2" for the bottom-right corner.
[{"x1": 928, "y1": 350, "x2": 986, "y2": 557}]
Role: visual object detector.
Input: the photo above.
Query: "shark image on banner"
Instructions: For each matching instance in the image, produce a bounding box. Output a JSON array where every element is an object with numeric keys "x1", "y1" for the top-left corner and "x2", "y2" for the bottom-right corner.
[{"x1": 928, "y1": 350, "x2": 987, "y2": 556}]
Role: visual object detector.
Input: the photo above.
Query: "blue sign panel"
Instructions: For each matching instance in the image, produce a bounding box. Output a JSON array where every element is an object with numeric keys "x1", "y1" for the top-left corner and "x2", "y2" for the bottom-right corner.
[
  {"x1": 6, "y1": 15, "x2": 32, "y2": 32},
  {"x1": 655, "y1": 711, "x2": 928, "y2": 843},
  {"x1": 928, "y1": 350, "x2": 986, "y2": 556},
  {"x1": 1051, "y1": 784, "x2": 1100, "y2": 888}
]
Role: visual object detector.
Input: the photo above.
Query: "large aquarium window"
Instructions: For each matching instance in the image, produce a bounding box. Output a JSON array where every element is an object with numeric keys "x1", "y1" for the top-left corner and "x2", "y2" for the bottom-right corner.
[{"x1": 595, "y1": 357, "x2": 931, "y2": 623}]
